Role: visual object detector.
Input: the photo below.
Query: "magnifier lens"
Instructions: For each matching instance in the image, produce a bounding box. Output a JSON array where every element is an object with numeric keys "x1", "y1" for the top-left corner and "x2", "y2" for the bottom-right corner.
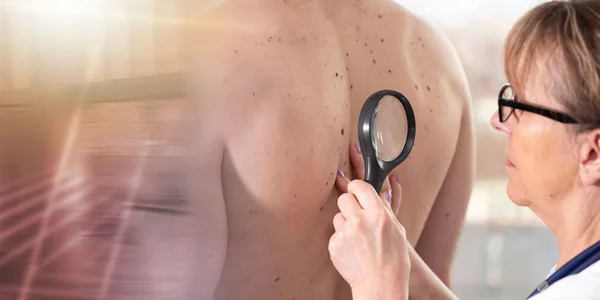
[{"x1": 371, "y1": 95, "x2": 409, "y2": 162}]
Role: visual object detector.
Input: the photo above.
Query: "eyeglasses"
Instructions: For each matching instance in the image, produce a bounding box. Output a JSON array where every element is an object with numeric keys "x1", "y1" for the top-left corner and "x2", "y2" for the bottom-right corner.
[{"x1": 498, "y1": 83, "x2": 579, "y2": 124}]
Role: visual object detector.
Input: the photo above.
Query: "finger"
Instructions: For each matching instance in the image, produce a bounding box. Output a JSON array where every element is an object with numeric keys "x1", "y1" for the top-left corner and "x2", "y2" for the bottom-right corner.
[
  {"x1": 379, "y1": 175, "x2": 393, "y2": 207},
  {"x1": 350, "y1": 143, "x2": 365, "y2": 180},
  {"x1": 346, "y1": 179, "x2": 382, "y2": 211},
  {"x1": 390, "y1": 175, "x2": 402, "y2": 216},
  {"x1": 379, "y1": 188, "x2": 393, "y2": 213},
  {"x1": 337, "y1": 192, "x2": 363, "y2": 217},
  {"x1": 333, "y1": 212, "x2": 346, "y2": 232},
  {"x1": 335, "y1": 168, "x2": 351, "y2": 194}
]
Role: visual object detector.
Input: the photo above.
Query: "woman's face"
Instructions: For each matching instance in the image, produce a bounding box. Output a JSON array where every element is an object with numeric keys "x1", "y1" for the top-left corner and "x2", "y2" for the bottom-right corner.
[{"x1": 490, "y1": 79, "x2": 579, "y2": 207}]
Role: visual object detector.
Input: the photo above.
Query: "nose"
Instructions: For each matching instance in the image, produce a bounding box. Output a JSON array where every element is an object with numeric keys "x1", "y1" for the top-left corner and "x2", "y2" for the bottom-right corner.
[{"x1": 490, "y1": 110, "x2": 511, "y2": 133}]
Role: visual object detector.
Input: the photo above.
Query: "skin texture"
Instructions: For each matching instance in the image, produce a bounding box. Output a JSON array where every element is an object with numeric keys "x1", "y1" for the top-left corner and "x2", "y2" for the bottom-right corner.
[
  {"x1": 0, "y1": 0, "x2": 473, "y2": 299},
  {"x1": 327, "y1": 61, "x2": 600, "y2": 300},
  {"x1": 331, "y1": 144, "x2": 458, "y2": 300},
  {"x1": 490, "y1": 72, "x2": 600, "y2": 271},
  {"x1": 191, "y1": 0, "x2": 474, "y2": 299}
]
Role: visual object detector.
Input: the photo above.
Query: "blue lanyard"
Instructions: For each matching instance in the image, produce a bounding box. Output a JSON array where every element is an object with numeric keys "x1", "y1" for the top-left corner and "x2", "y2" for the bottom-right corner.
[{"x1": 527, "y1": 239, "x2": 600, "y2": 299}]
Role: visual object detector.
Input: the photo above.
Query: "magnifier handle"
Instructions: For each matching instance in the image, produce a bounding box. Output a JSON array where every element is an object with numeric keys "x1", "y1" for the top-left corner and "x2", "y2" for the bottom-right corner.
[{"x1": 363, "y1": 157, "x2": 386, "y2": 195}]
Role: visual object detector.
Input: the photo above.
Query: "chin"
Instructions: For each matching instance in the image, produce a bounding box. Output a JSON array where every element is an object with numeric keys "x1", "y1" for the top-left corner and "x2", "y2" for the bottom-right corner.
[{"x1": 506, "y1": 179, "x2": 529, "y2": 207}]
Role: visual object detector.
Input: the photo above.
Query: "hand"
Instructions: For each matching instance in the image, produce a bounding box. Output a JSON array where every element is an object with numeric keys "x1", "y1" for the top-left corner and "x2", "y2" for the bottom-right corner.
[{"x1": 328, "y1": 144, "x2": 411, "y2": 299}]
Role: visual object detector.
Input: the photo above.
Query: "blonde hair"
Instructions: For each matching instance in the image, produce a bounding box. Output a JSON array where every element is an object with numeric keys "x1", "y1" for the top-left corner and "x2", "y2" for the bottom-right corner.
[{"x1": 504, "y1": 0, "x2": 600, "y2": 131}]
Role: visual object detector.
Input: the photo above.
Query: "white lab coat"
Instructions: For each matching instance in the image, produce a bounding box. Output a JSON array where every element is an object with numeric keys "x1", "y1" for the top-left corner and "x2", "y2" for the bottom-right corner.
[{"x1": 529, "y1": 261, "x2": 600, "y2": 299}]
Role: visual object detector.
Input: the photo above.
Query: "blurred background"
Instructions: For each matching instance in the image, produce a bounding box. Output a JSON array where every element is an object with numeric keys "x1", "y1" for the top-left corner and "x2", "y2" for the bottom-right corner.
[{"x1": 0, "y1": 0, "x2": 556, "y2": 299}]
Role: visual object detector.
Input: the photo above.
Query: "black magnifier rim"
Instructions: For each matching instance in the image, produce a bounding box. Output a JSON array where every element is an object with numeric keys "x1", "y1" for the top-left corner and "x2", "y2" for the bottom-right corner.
[{"x1": 359, "y1": 89, "x2": 416, "y2": 172}]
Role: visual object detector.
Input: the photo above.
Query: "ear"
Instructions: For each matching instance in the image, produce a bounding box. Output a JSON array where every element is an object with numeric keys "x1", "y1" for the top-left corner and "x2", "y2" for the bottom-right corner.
[{"x1": 579, "y1": 129, "x2": 600, "y2": 186}]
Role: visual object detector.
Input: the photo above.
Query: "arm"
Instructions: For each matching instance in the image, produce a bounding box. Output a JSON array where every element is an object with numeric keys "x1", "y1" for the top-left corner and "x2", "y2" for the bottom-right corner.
[
  {"x1": 183, "y1": 18, "x2": 231, "y2": 299},
  {"x1": 401, "y1": 11, "x2": 476, "y2": 287},
  {"x1": 407, "y1": 245, "x2": 460, "y2": 300},
  {"x1": 413, "y1": 97, "x2": 475, "y2": 288},
  {"x1": 187, "y1": 124, "x2": 228, "y2": 299}
]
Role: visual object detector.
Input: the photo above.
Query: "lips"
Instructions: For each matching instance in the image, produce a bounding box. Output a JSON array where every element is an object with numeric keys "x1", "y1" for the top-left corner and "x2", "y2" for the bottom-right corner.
[{"x1": 505, "y1": 156, "x2": 514, "y2": 168}]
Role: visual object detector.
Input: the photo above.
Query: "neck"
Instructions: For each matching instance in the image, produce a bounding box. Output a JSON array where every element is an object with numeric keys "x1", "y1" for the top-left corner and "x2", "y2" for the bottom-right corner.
[{"x1": 532, "y1": 190, "x2": 600, "y2": 269}]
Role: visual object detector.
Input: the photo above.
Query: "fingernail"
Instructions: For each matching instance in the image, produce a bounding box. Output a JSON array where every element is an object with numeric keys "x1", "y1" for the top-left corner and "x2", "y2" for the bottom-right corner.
[
  {"x1": 337, "y1": 169, "x2": 345, "y2": 178},
  {"x1": 386, "y1": 190, "x2": 392, "y2": 203},
  {"x1": 396, "y1": 176, "x2": 400, "y2": 183},
  {"x1": 355, "y1": 144, "x2": 361, "y2": 154}
]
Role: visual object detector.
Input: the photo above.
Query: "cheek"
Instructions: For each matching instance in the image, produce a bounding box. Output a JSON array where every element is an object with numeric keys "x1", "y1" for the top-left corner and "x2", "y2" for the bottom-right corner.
[{"x1": 511, "y1": 123, "x2": 575, "y2": 198}]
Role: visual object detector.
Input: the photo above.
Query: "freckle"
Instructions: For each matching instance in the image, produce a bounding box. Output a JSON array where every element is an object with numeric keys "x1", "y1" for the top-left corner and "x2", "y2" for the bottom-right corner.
[
  {"x1": 365, "y1": 42, "x2": 368, "y2": 46},
  {"x1": 326, "y1": 181, "x2": 329, "y2": 186},
  {"x1": 378, "y1": 14, "x2": 382, "y2": 18},
  {"x1": 381, "y1": 38, "x2": 384, "y2": 42},
  {"x1": 234, "y1": 49, "x2": 238, "y2": 53},
  {"x1": 445, "y1": 213, "x2": 450, "y2": 217},
  {"x1": 275, "y1": 277, "x2": 281, "y2": 282},
  {"x1": 372, "y1": 59, "x2": 376, "y2": 64},
  {"x1": 388, "y1": 70, "x2": 392, "y2": 73},
  {"x1": 415, "y1": 85, "x2": 419, "y2": 91},
  {"x1": 430, "y1": 108, "x2": 433, "y2": 113},
  {"x1": 296, "y1": 158, "x2": 300, "y2": 162},
  {"x1": 252, "y1": 93, "x2": 256, "y2": 96},
  {"x1": 320, "y1": 206, "x2": 324, "y2": 212},
  {"x1": 224, "y1": 78, "x2": 228, "y2": 83},
  {"x1": 302, "y1": 37, "x2": 306, "y2": 41},
  {"x1": 346, "y1": 53, "x2": 349, "y2": 56},
  {"x1": 278, "y1": 37, "x2": 282, "y2": 42},
  {"x1": 294, "y1": 193, "x2": 297, "y2": 197},
  {"x1": 341, "y1": 128, "x2": 345, "y2": 135},
  {"x1": 425, "y1": 125, "x2": 429, "y2": 131},
  {"x1": 208, "y1": 254, "x2": 212, "y2": 258},
  {"x1": 427, "y1": 85, "x2": 431, "y2": 91},
  {"x1": 335, "y1": 72, "x2": 339, "y2": 77},
  {"x1": 418, "y1": 36, "x2": 422, "y2": 41},
  {"x1": 230, "y1": 113, "x2": 233, "y2": 117},
  {"x1": 350, "y1": 85, "x2": 353, "y2": 89},
  {"x1": 369, "y1": 49, "x2": 373, "y2": 54}
]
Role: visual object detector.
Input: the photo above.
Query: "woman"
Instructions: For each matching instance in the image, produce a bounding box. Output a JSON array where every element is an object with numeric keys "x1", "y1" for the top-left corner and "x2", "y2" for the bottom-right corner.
[{"x1": 329, "y1": 1, "x2": 600, "y2": 299}]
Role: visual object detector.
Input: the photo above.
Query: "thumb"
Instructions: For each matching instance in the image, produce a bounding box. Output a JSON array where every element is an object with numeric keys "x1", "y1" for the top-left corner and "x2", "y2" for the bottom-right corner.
[{"x1": 390, "y1": 175, "x2": 402, "y2": 216}]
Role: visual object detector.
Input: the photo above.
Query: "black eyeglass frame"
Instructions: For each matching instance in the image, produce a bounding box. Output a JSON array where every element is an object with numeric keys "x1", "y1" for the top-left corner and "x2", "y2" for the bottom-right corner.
[{"x1": 498, "y1": 83, "x2": 579, "y2": 124}]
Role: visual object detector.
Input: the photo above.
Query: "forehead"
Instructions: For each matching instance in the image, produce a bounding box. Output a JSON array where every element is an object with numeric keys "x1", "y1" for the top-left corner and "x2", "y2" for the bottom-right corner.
[
  {"x1": 506, "y1": 41, "x2": 567, "y2": 107},
  {"x1": 511, "y1": 63, "x2": 563, "y2": 107}
]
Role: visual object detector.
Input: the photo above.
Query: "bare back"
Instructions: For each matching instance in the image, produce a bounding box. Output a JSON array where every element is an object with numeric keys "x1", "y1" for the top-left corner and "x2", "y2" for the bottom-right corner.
[{"x1": 192, "y1": 0, "x2": 474, "y2": 299}]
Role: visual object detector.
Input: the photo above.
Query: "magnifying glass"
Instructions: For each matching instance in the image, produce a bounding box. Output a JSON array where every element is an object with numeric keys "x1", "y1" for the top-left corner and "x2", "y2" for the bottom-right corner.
[{"x1": 357, "y1": 89, "x2": 416, "y2": 194}]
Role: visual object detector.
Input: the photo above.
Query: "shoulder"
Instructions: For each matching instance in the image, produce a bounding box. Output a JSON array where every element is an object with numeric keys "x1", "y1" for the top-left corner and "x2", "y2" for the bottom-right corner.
[
  {"x1": 185, "y1": 1, "x2": 295, "y2": 132},
  {"x1": 531, "y1": 261, "x2": 600, "y2": 300},
  {"x1": 383, "y1": 1, "x2": 472, "y2": 110}
]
